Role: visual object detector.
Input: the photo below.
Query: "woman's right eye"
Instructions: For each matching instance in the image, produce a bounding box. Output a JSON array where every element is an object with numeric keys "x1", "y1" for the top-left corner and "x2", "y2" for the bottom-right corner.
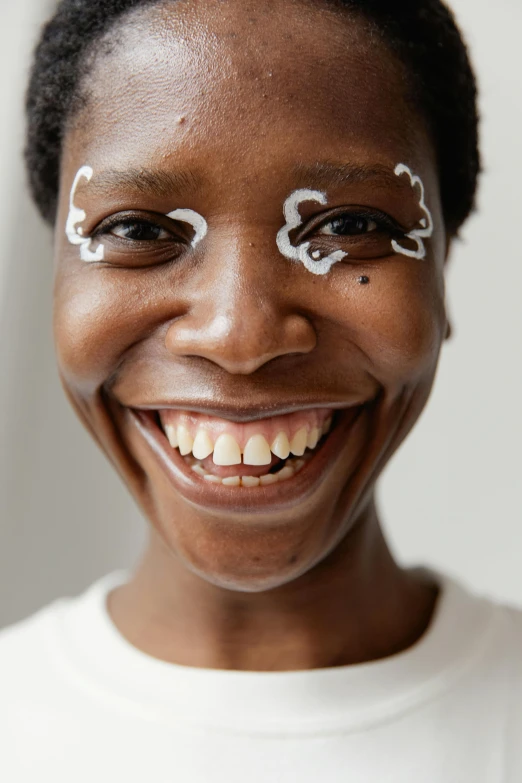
[
  {"x1": 85, "y1": 212, "x2": 190, "y2": 268},
  {"x1": 108, "y1": 220, "x2": 172, "y2": 242}
]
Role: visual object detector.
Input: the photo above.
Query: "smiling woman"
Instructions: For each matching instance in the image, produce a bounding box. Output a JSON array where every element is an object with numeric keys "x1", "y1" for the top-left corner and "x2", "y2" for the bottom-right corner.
[{"x1": 1, "y1": 0, "x2": 521, "y2": 780}]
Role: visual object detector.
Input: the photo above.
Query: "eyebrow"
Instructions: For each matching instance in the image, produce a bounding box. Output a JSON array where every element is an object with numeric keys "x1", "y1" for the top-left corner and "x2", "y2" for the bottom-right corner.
[
  {"x1": 84, "y1": 161, "x2": 403, "y2": 199},
  {"x1": 85, "y1": 167, "x2": 202, "y2": 198},
  {"x1": 291, "y1": 162, "x2": 403, "y2": 190}
]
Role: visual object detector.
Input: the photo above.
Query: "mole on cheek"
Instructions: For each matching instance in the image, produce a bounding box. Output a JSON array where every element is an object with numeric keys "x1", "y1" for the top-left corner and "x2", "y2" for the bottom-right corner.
[{"x1": 277, "y1": 165, "x2": 434, "y2": 278}]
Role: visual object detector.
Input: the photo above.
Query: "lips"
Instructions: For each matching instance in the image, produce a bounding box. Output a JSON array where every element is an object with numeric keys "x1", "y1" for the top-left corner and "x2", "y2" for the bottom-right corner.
[{"x1": 127, "y1": 403, "x2": 367, "y2": 513}]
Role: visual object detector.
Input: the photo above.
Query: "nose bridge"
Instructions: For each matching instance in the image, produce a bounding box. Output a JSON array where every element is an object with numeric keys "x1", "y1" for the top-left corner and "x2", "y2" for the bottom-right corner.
[
  {"x1": 219, "y1": 233, "x2": 279, "y2": 326},
  {"x1": 165, "y1": 228, "x2": 316, "y2": 374}
]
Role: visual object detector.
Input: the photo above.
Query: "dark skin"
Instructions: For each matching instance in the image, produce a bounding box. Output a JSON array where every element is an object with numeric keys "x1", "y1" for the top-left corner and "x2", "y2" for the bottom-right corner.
[{"x1": 54, "y1": 0, "x2": 450, "y2": 671}]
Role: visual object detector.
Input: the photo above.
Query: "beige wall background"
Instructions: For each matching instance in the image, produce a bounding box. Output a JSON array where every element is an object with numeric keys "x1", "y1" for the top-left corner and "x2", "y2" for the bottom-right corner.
[{"x1": 1, "y1": 0, "x2": 520, "y2": 628}]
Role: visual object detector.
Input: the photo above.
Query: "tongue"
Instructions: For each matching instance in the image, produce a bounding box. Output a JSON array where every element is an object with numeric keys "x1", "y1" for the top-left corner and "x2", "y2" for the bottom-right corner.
[{"x1": 191, "y1": 453, "x2": 284, "y2": 478}]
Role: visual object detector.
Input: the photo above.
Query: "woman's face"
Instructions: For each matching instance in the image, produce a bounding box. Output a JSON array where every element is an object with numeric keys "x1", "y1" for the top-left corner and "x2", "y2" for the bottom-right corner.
[{"x1": 54, "y1": 0, "x2": 448, "y2": 591}]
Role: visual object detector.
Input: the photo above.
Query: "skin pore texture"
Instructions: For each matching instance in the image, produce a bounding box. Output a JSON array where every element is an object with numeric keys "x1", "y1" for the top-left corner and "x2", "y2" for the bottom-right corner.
[{"x1": 54, "y1": 0, "x2": 450, "y2": 671}]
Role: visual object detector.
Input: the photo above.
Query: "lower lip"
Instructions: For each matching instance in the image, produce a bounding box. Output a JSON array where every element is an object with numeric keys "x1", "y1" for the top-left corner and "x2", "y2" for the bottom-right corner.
[{"x1": 128, "y1": 406, "x2": 365, "y2": 514}]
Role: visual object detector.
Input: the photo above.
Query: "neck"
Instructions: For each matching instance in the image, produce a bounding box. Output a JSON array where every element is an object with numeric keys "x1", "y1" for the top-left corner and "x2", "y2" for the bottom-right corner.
[{"x1": 108, "y1": 500, "x2": 439, "y2": 671}]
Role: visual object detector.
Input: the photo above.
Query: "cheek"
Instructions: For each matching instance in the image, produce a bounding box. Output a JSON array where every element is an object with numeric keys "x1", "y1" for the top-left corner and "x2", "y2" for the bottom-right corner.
[
  {"x1": 328, "y1": 262, "x2": 445, "y2": 385},
  {"x1": 53, "y1": 267, "x2": 157, "y2": 391},
  {"x1": 53, "y1": 254, "x2": 445, "y2": 397}
]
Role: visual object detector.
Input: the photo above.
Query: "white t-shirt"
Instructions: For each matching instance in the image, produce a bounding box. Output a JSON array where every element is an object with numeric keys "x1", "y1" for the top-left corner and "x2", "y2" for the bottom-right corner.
[{"x1": 1, "y1": 568, "x2": 522, "y2": 782}]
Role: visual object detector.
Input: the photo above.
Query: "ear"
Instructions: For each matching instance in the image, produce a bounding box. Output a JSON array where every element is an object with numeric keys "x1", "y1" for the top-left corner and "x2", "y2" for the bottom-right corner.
[{"x1": 443, "y1": 233, "x2": 453, "y2": 342}]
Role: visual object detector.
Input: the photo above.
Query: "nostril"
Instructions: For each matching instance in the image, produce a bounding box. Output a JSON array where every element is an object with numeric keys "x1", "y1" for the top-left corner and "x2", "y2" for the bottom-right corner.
[{"x1": 164, "y1": 304, "x2": 316, "y2": 375}]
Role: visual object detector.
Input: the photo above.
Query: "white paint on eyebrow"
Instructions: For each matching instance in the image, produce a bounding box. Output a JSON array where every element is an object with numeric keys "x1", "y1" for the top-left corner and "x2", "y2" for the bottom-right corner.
[
  {"x1": 391, "y1": 164, "x2": 434, "y2": 260},
  {"x1": 166, "y1": 208, "x2": 207, "y2": 247},
  {"x1": 276, "y1": 189, "x2": 347, "y2": 276},
  {"x1": 65, "y1": 165, "x2": 105, "y2": 262}
]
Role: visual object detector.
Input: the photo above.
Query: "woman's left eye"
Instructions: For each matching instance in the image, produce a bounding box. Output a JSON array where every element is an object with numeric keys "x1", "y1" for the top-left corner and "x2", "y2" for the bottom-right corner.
[
  {"x1": 108, "y1": 220, "x2": 171, "y2": 241},
  {"x1": 298, "y1": 208, "x2": 406, "y2": 262},
  {"x1": 318, "y1": 215, "x2": 378, "y2": 236}
]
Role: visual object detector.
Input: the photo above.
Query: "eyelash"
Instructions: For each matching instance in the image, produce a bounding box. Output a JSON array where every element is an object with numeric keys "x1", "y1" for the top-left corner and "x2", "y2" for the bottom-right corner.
[
  {"x1": 89, "y1": 207, "x2": 406, "y2": 265},
  {"x1": 92, "y1": 213, "x2": 185, "y2": 244},
  {"x1": 308, "y1": 208, "x2": 405, "y2": 241}
]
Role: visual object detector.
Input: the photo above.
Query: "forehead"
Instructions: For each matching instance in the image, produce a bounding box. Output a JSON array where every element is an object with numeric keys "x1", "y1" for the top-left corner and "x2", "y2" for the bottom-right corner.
[{"x1": 64, "y1": 0, "x2": 434, "y2": 193}]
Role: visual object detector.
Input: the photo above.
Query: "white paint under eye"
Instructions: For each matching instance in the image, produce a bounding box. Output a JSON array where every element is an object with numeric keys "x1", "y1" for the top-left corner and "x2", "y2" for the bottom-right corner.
[
  {"x1": 65, "y1": 166, "x2": 105, "y2": 262},
  {"x1": 276, "y1": 189, "x2": 347, "y2": 276},
  {"x1": 167, "y1": 208, "x2": 207, "y2": 248},
  {"x1": 391, "y1": 164, "x2": 434, "y2": 260}
]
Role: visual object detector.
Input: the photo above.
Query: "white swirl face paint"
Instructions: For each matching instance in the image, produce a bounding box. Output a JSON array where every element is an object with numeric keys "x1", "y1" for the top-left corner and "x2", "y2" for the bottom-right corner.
[
  {"x1": 166, "y1": 208, "x2": 207, "y2": 247},
  {"x1": 65, "y1": 166, "x2": 105, "y2": 262},
  {"x1": 66, "y1": 166, "x2": 208, "y2": 262},
  {"x1": 276, "y1": 189, "x2": 347, "y2": 276},
  {"x1": 392, "y1": 164, "x2": 434, "y2": 260}
]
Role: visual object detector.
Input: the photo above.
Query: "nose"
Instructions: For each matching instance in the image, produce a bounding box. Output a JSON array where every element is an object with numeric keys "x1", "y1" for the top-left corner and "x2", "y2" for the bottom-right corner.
[{"x1": 164, "y1": 233, "x2": 317, "y2": 375}]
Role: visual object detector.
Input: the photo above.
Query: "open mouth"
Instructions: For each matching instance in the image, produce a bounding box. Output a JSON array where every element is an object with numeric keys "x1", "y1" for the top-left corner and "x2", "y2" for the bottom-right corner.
[
  {"x1": 154, "y1": 407, "x2": 334, "y2": 488},
  {"x1": 128, "y1": 402, "x2": 368, "y2": 511}
]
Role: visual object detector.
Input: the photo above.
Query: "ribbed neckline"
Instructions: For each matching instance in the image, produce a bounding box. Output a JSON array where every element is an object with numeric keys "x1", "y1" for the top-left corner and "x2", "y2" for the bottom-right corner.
[{"x1": 46, "y1": 567, "x2": 496, "y2": 736}]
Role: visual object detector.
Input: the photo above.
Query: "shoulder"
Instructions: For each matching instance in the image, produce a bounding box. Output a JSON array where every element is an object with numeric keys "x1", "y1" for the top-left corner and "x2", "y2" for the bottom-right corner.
[
  {"x1": 496, "y1": 599, "x2": 522, "y2": 650},
  {"x1": 453, "y1": 578, "x2": 522, "y2": 679},
  {"x1": 0, "y1": 597, "x2": 69, "y2": 694},
  {"x1": 0, "y1": 597, "x2": 74, "y2": 751},
  {"x1": 0, "y1": 571, "x2": 127, "y2": 703},
  {"x1": 415, "y1": 568, "x2": 522, "y2": 688},
  {"x1": 474, "y1": 584, "x2": 522, "y2": 643},
  {"x1": 0, "y1": 598, "x2": 59, "y2": 655}
]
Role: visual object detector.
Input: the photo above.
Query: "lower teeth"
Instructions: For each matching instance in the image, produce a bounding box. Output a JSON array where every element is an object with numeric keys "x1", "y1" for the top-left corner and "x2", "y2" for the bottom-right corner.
[{"x1": 190, "y1": 457, "x2": 307, "y2": 487}]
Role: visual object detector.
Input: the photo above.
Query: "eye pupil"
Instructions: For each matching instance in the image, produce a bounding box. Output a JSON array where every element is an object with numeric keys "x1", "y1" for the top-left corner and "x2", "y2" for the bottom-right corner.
[
  {"x1": 112, "y1": 221, "x2": 163, "y2": 241},
  {"x1": 329, "y1": 216, "x2": 373, "y2": 235}
]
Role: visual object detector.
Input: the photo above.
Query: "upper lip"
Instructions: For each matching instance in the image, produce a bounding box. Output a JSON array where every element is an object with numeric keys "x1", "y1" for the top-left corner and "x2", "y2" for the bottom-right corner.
[{"x1": 128, "y1": 399, "x2": 370, "y2": 423}]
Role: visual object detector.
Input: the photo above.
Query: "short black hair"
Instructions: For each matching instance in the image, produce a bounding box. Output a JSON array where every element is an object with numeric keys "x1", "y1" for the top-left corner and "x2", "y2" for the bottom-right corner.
[{"x1": 25, "y1": 0, "x2": 480, "y2": 235}]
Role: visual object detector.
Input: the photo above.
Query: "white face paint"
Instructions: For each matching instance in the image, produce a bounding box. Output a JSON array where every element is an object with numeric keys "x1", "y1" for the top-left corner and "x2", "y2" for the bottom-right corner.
[
  {"x1": 276, "y1": 189, "x2": 347, "y2": 276},
  {"x1": 166, "y1": 208, "x2": 207, "y2": 248},
  {"x1": 65, "y1": 166, "x2": 105, "y2": 262},
  {"x1": 66, "y1": 166, "x2": 208, "y2": 262},
  {"x1": 391, "y1": 164, "x2": 434, "y2": 260}
]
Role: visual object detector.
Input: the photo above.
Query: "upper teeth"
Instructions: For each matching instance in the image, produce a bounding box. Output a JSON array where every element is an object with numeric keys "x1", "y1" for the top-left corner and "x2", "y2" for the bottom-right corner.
[
  {"x1": 213, "y1": 433, "x2": 242, "y2": 465},
  {"x1": 192, "y1": 429, "x2": 215, "y2": 460},
  {"x1": 243, "y1": 434, "x2": 272, "y2": 465},
  {"x1": 162, "y1": 417, "x2": 332, "y2": 465}
]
